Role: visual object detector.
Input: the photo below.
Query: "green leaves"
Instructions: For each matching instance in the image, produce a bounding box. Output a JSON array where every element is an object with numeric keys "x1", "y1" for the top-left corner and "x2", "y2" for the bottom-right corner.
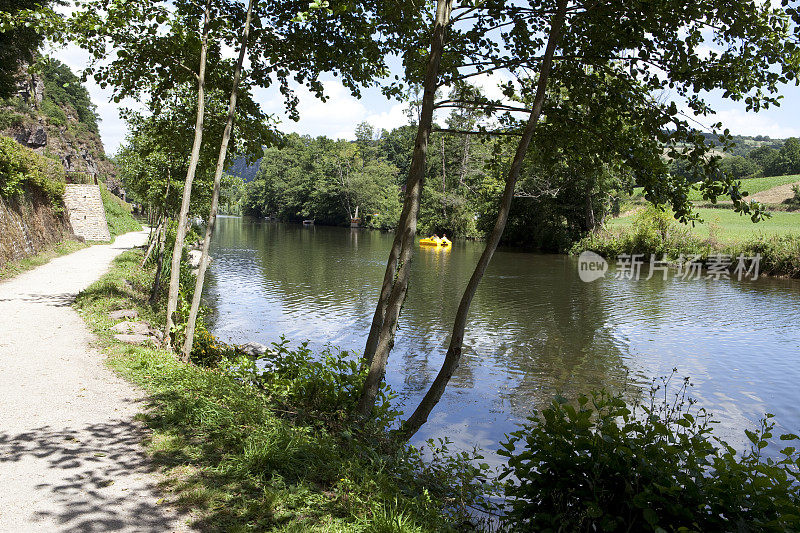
[{"x1": 499, "y1": 378, "x2": 800, "y2": 532}]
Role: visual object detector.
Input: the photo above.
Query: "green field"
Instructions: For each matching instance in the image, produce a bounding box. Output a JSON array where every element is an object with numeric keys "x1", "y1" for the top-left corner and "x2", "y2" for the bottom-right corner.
[
  {"x1": 608, "y1": 207, "x2": 800, "y2": 242},
  {"x1": 632, "y1": 174, "x2": 800, "y2": 202}
]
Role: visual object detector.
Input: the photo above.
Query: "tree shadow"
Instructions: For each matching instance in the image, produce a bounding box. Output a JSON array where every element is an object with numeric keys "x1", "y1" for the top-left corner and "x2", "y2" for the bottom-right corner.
[
  {"x1": 0, "y1": 420, "x2": 187, "y2": 532},
  {"x1": 0, "y1": 292, "x2": 78, "y2": 307}
]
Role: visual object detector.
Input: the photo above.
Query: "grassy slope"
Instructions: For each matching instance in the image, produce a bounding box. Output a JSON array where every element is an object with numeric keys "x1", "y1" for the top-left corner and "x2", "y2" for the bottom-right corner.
[
  {"x1": 0, "y1": 240, "x2": 87, "y2": 281},
  {"x1": 608, "y1": 208, "x2": 800, "y2": 243},
  {"x1": 687, "y1": 174, "x2": 800, "y2": 202},
  {"x1": 632, "y1": 174, "x2": 800, "y2": 202},
  {"x1": 74, "y1": 250, "x2": 485, "y2": 533},
  {"x1": 100, "y1": 184, "x2": 142, "y2": 239}
]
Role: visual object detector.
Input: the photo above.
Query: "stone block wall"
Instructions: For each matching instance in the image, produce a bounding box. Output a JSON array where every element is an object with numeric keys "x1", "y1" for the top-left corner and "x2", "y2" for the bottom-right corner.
[{"x1": 63, "y1": 185, "x2": 110, "y2": 242}]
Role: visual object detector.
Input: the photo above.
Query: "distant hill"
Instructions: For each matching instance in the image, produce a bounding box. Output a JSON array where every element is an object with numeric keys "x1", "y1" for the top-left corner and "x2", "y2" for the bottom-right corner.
[
  {"x1": 227, "y1": 155, "x2": 262, "y2": 182},
  {"x1": 698, "y1": 132, "x2": 786, "y2": 157}
]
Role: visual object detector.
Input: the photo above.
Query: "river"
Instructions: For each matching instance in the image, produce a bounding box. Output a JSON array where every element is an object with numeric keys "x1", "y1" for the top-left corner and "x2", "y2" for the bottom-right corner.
[{"x1": 206, "y1": 217, "x2": 800, "y2": 464}]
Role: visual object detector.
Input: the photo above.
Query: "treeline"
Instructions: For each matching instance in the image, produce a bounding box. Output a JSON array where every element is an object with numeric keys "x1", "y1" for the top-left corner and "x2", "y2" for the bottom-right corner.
[
  {"x1": 671, "y1": 136, "x2": 800, "y2": 180},
  {"x1": 243, "y1": 121, "x2": 492, "y2": 238}
]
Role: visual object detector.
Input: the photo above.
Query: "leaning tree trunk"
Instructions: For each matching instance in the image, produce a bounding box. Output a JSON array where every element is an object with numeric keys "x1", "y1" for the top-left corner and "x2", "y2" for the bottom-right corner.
[
  {"x1": 357, "y1": 0, "x2": 453, "y2": 417},
  {"x1": 182, "y1": 0, "x2": 256, "y2": 361},
  {"x1": 149, "y1": 172, "x2": 172, "y2": 305},
  {"x1": 164, "y1": 0, "x2": 211, "y2": 352},
  {"x1": 398, "y1": 0, "x2": 569, "y2": 440},
  {"x1": 150, "y1": 216, "x2": 170, "y2": 305},
  {"x1": 140, "y1": 221, "x2": 163, "y2": 268}
]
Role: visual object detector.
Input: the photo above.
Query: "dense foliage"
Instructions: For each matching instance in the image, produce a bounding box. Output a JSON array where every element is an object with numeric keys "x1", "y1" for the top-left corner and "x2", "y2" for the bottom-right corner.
[
  {"x1": 500, "y1": 377, "x2": 800, "y2": 532},
  {"x1": 0, "y1": 0, "x2": 52, "y2": 99},
  {"x1": 243, "y1": 121, "x2": 493, "y2": 236},
  {"x1": 670, "y1": 137, "x2": 800, "y2": 181},
  {"x1": 0, "y1": 134, "x2": 65, "y2": 207},
  {"x1": 38, "y1": 58, "x2": 100, "y2": 134}
]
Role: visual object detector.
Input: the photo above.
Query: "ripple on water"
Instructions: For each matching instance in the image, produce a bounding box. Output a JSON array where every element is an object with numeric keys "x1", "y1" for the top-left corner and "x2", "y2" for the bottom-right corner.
[{"x1": 206, "y1": 219, "x2": 800, "y2": 459}]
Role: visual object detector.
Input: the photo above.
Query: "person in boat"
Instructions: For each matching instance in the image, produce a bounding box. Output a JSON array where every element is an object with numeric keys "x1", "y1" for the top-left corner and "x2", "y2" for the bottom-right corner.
[{"x1": 432, "y1": 234, "x2": 440, "y2": 241}]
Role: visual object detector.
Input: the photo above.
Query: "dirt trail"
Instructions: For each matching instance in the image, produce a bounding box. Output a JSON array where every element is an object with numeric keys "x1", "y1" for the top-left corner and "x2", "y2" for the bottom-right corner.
[
  {"x1": 749, "y1": 180, "x2": 800, "y2": 204},
  {"x1": 0, "y1": 231, "x2": 190, "y2": 532}
]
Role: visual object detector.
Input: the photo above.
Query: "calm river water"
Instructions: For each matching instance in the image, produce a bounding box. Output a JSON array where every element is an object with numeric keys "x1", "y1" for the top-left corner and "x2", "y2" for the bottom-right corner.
[{"x1": 206, "y1": 217, "x2": 800, "y2": 463}]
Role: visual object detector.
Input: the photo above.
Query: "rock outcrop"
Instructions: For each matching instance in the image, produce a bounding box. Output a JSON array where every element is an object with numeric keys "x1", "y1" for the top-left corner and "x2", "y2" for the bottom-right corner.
[{"x1": 0, "y1": 190, "x2": 74, "y2": 265}]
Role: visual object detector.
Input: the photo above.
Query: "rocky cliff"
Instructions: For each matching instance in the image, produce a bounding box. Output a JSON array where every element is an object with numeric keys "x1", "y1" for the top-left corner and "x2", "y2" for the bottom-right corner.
[
  {"x1": 0, "y1": 187, "x2": 74, "y2": 265},
  {"x1": 0, "y1": 59, "x2": 117, "y2": 190}
]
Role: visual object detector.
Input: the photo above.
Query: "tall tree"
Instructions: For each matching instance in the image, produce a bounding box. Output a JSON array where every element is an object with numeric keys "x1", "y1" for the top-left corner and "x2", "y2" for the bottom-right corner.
[
  {"x1": 356, "y1": 0, "x2": 454, "y2": 417},
  {"x1": 182, "y1": 0, "x2": 255, "y2": 360},
  {"x1": 398, "y1": 0, "x2": 800, "y2": 437},
  {"x1": 400, "y1": 0, "x2": 569, "y2": 437}
]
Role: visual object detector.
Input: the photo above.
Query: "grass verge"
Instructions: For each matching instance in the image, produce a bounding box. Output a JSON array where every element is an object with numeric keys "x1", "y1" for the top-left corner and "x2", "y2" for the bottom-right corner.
[
  {"x1": 74, "y1": 249, "x2": 494, "y2": 532},
  {"x1": 0, "y1": 239, "x2": 87, "y2": 281},
  {"x1": 101, "y1": 184, "x2": 142, "y2": 240},
  {"x1": 573, "y1": 207, "x2": 800, "y2": 278},
  {"x1": 607, "y1": 207, "x2": 800, "y2": 243}
]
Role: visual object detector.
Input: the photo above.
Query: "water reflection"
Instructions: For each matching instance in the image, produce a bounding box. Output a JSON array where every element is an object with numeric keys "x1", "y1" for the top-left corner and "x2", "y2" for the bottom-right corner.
[{"x1": 207, "y1": 217, "x2": 800, "y2": 460}]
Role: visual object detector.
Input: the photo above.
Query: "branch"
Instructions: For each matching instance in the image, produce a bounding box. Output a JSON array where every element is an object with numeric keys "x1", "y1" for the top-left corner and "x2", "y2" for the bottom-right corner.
[{"x1": 433, "y1": 127, "x2": 522, "y2": 136}]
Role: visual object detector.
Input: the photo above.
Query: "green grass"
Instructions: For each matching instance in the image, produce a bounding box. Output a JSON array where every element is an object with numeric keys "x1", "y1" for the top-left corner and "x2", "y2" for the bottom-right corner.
[
  {"x1": 100, "y1": 184, "x2": 142, "y2": 239},
  {"x1": 608, "y1": 207, "x2": 800, "y2": 243},
  {"x1": 688, "y1": 174, "x2": 800, "y2": 202},
  {"x1": 632, "y1": 174, "x2": 800, "y2": 203},
  {"x1": 74, "y1": 250, "x2": 494, "y2": 532},
  {"x1": 0, "y1": 239, "x2": 87, "y2": 280}
]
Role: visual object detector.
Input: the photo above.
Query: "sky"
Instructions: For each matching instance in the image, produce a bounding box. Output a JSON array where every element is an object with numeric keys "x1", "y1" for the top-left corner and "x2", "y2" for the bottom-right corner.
[{"x1": 49, "y1": 26, "x2": 800, "y2": 157}]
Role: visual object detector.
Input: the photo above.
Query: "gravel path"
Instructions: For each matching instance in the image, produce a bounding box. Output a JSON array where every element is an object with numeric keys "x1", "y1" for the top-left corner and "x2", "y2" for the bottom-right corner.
[{"x1": 0, "y1": 231, "x2": 190, "y2": 532}]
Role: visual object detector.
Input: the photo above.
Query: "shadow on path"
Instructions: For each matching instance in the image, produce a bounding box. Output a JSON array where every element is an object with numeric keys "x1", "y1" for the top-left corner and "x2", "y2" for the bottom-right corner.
[{"x1": 0, "y1": 420, "x2": 180, "y2": 532}]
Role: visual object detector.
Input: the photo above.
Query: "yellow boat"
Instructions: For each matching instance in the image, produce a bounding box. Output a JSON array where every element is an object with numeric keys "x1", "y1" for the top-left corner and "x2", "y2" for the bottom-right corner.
[{"x1": 419, "y1": 236, "x2": 452, "y2": 247}]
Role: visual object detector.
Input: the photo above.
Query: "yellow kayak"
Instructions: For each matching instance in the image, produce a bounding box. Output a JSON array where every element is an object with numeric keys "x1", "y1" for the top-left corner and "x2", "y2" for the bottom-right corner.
[{"x1": 419, "y1": 237, "x2": 452, "y2": 247}]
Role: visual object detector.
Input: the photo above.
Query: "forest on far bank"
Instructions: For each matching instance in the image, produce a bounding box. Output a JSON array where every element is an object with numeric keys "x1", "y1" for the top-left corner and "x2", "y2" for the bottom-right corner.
[{"x1": 237, "y1": 121, "x2": 800, "y2": 252}]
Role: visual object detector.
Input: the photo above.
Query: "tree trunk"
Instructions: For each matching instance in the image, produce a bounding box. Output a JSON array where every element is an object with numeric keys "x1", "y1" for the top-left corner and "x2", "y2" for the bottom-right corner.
[
  {"x1": 164, "y1": 0, "x2": 211, "y2": 353},
  {"x1": 357, "y1": 0, "x2": 453, "y2": 416},
  {"x1": 398, "y1": 0, "x2": 569, "y2": 440},
  {"x1": 150, "y1": 217, "x2": 169, "y2": 305},
  {"x1": 140, "y1": 221, "x2": 162, "y2": 268},
  {"x1": 441, "y1": 135, "x2": 447, "y2": 220},
  {"x1": 181, "y1": 0, "x2": 256, "y2": 361},
  {"x1": 150, "y1": 173, "x2": 172, "y2": 305}
]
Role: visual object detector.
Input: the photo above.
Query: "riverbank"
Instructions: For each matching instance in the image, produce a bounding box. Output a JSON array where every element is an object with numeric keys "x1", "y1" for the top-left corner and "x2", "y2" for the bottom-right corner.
[
  {"x1": 572, "y1": 207, "x2": 800, "y2": 278},
  {"x1": 74, "y1": 248, "x2": 496, "y2": 531},
  {"x1": 0, "y1": 230, "x2": 191, "y2": 532}
]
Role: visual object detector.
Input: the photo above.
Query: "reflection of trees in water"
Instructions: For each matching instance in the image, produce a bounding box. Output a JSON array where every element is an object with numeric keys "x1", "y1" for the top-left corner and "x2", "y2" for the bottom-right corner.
[
  {"x1": 441, "y1": 252, "x2": 633, "y2": 421},
  {"x1": 208, "y1": 220, "x2": 634, "y2": 420}
]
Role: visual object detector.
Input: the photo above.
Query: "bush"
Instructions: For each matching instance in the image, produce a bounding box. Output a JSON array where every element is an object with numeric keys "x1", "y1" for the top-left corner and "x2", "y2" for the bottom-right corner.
[
  {"x1": 571, "y1": 206, "x2": 702, "y2": 259},
  {"x1": 0, "y1": 135, "x2": 65, "y2": 208},
  {"x1": 499, "y1": 375, "x2": 800, "y2": 532},
  {"x1": 731, "y1": 234, "x2": 800, "y2": 278}
]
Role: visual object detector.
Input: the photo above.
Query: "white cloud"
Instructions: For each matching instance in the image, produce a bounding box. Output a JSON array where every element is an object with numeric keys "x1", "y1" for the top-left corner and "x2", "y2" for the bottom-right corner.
[
  {"x1": 255, "y1": 79, "x2": 410, "y2": 140},
  {"x1": 682, "y1": 105, "x2": 800, "y2": 139},
  {"x1": 366, "y1": 102, "x2": 411, "y2": 134}
]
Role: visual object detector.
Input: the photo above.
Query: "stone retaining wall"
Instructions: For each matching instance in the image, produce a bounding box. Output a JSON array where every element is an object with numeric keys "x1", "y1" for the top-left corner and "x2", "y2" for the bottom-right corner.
[{"x1": 63, "y1": 185, "x2": 110, "y2": 242}]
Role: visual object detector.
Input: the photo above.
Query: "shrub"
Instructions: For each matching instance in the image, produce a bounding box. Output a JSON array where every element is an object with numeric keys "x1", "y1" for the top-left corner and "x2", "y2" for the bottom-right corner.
[
  {"x1": 0, "y1": 135, "x2": 65, "y2": 208},
  {"x1": 499, "y1": 376, "x2": 800, "y2": 532},
  {"x1": 731, "y1": 234, "x2": 800, "y2": 278},
  {"x1": 571, "y1": 206, "x2": 702, "y2": 259}
]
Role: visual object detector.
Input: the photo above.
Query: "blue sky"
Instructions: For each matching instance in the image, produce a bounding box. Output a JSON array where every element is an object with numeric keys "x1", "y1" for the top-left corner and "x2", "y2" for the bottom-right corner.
[{"x1": 51, "y1": 34, "x2": 800, "y2": 156}]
